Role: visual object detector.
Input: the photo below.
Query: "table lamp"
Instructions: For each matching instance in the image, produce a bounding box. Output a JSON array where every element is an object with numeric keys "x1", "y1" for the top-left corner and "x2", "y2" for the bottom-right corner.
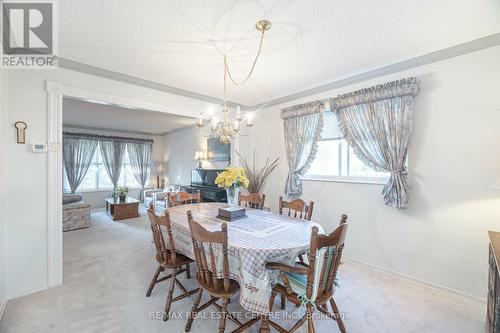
[
  {"x1": 153, "y1": 161, "x2": 166, "y2": 189},
  {"x1": 194, "y1": 150, "x2": 204, "y2": 169}
]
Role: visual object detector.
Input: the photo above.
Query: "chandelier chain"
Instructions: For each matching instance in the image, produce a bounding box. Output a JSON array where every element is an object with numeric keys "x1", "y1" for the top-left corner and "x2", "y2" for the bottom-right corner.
[
  {"x1": 224, "y1": 30, "x2": 266, "y2": 87},
  {"x1": 198, "y1": 20, "x2": 270, "y2": 145}
]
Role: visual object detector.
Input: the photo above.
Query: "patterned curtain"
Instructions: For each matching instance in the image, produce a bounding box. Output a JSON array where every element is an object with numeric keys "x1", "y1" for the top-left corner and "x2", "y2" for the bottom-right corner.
[
  {"x1": 63, "y1": 136, "x2": 98, "y2": 193},
  {"x1": 127, "y1": 142, "x2": 152, "y2": 200},
  {"x1": 281, "y1": 101, "x2": 324, "y2": 196},
  {"x1": 99, "y1": 140, "x2": 126, "y2": 193},
  {"x1": 331, "y1": 78, "x2": 420, "y2": 208}
]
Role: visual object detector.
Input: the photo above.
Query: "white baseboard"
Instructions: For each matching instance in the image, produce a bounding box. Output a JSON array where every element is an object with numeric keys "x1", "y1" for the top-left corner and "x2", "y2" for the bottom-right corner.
[
  {"x1": 8, "y1": 283, "x2": 48, "y2": 300},
  {"x1": 344, "y1": 256, "x2": 487, "y2": 304}
]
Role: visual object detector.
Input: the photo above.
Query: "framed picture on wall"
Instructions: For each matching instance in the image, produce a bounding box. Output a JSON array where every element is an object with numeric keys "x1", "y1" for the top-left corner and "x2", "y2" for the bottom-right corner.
[{"x1": 207, "y1": 138, "x2": 230, "y2": 162}]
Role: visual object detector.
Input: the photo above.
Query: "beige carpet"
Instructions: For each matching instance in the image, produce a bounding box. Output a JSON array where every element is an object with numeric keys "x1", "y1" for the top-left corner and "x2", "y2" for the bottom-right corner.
[{"x1": 0, "y1": 209, "x2": 486, "y2": 333}]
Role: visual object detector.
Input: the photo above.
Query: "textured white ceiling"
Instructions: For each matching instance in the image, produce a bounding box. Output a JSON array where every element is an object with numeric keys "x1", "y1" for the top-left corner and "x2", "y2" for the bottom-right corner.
[
  {"x1": 63, "y1": 98, "x2": 195, "y2": 134},
  {"x1": 59, "y1": 0, "x2": 500, "y2": 106}
]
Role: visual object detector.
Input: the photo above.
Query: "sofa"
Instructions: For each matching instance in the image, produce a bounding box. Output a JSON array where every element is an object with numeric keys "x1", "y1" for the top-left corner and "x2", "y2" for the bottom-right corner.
[{"x1": 63, "y1": 194, "x2": 91, "y2": 231}]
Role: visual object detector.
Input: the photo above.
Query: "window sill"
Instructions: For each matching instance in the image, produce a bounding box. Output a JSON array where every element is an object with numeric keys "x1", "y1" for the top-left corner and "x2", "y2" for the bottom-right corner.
[{"x1": 301, "y1": 175, "x2": 388, "y2": 185}]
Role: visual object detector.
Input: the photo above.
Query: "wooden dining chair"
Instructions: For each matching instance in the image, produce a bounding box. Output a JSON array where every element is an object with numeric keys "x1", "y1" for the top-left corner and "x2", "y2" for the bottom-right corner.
[
  {"x1": 146, "y1": 204, "x2": 198, "y2": 321},
  {"x1": 238, "y1": 193, "x2": 266, "y2": 210},
  {"x1": 265, "y1": 219, "x2": 349, "y2": 333},
  {"x1": 296, "y1": 214, "x2": 347, "y2": 269},
  {"x1": 168, "y1": 190, "x2": 201, "y2": 207},
  {"x1": 279, "y1": 196, "x2": 314, "y2": 271},
  {"x1": 279, "y1": 196, "x2": 314, "y2": 221},
  {"x1": 185, "y1": 211, "x2": 260, "y2": 333}
]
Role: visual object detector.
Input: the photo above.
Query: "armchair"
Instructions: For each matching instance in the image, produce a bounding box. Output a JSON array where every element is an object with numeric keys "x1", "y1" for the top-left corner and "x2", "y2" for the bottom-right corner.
[
  {"x1": 154, "y1": 190, "x2": 170, "y2": 212},
  {"x1": 143, "y1": 189, "x2": 164, "y2": 208}
]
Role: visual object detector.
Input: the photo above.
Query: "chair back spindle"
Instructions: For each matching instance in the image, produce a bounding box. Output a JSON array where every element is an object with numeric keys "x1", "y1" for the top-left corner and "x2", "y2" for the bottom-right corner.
[
  {"x1": 147, "y1": 204, "x2": 177, "y2": 265},
  {"x1": 187, "y1": 211, "x2": 230, "y2": 293},
  {"x1": 308, "y1": 221, "x2": 348, "y2": 299},
  {"x1": 279, "y1": 196, "x2": 314, "y2": 221},
  {"x1": 238, "y1": 193, "x2": 266, "y2": 210}
]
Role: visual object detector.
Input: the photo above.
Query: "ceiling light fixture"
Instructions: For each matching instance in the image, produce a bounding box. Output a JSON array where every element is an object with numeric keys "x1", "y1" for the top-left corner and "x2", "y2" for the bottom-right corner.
[{"x1": 197, "y1": 19, "x2": 272, "y2": 145}]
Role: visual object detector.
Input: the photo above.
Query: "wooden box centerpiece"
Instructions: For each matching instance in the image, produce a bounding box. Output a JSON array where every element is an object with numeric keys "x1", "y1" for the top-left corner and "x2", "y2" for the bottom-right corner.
[{"x1": 217, "y1": 207, "x2": 247, "y2": 222}]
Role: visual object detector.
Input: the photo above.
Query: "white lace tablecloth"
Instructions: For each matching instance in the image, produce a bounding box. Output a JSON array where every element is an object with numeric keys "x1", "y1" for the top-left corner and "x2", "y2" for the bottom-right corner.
[{"x1": 166, "y1": 202, "x2": 323, "y2": 314}]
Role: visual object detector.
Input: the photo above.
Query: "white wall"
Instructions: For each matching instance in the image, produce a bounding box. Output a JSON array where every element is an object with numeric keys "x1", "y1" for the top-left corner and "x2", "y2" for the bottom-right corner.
[
  {"x1": 0, "y1": 69, "x2": 8, "y2": 318},
  {"x1": 239, "y1": 45, "x2": 500, "y2": 300},
  {"x1": 3, "y1": 46, "x2": 500, "y2": 304},
  {"x1": 162, "y1": 126, "x2": 233, "y2": 186},
  {"x1": 62, "y1": 125, "x2": 164, "y2": 208},
  {"x1": 2, "y1": 68, "x2": 210, "y2": 299}
]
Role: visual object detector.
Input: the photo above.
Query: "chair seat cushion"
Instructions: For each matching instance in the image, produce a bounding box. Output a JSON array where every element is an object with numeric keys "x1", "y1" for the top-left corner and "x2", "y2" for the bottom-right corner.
[
  {"x1": 277, "y1": 246, "x2": 337, "y2": 302},
  {"x1": 278, "y1": 271, "x2": 307, "y2": 296}
]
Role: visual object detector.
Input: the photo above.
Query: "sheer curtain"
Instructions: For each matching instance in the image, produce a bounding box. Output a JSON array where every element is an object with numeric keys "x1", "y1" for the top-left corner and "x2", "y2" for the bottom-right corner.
[
  {"x1": 127, "y1": 142, "x2": 152, "y2": 200},
  {"x1": 63, "y1": 135, "x2": 98, "y2": 193},
  {"x1": 331, "y1": 78, "x2": 419, "y2": 208},
  {"x1": 281, "y1": 101, "x2": 324, "y2": 196},
  {"x1": 99, "y1": 140, "x2": 126, "y2": 193}
]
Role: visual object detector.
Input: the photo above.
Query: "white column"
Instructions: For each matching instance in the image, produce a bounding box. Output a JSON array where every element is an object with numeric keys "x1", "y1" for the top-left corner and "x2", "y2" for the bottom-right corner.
[{"x1": 46, "y1": 80, "x2": 63, "y2": 288}]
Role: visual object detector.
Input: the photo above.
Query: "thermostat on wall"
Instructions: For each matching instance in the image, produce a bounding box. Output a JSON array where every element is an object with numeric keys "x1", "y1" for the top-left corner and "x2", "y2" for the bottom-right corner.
[{"x1": 31, "y1": 142, "x2": 48, "y2": 153}]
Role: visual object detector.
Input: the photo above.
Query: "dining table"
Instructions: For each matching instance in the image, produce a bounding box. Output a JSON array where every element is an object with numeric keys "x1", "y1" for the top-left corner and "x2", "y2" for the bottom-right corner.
[{"x1": 166, "y1": 202, "x2": 324, "y2": 315}]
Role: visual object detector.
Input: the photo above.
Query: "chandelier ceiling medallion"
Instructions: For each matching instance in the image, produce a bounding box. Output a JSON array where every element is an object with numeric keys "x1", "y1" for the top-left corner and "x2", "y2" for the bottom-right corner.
[{"x1": 197, "y1": 19, "x2": 272, "y2": 145}]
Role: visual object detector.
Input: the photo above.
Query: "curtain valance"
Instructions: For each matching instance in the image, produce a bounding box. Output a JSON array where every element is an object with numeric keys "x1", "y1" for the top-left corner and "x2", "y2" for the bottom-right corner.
[
  {"x1": 63, "y1": 132, "x2": 154, "y2": 144},
  {"x1": 331, "y1": 78, "x2": 419, "y2": 110},
  {"x1": 281, "y1": 101, "x2": 326, "y2": 120}
]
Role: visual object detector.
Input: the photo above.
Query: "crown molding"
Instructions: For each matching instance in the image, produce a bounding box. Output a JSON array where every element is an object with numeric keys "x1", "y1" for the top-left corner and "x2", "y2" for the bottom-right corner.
[
  {"x1": 252, "y1": 32, "x2": 500, "y2": 110},
  {"x1": 58, "y1": 58, "x2": 249, "y2": 109},
  {"x1": 162, "y1": 123, "x2": 198, "y2": 136},
  {"x1": 58, "y1": 33, "x2": 500, "y2": 112},
  {"x1": 62, "y1": 124, "x2": 176, "y2": 136}
]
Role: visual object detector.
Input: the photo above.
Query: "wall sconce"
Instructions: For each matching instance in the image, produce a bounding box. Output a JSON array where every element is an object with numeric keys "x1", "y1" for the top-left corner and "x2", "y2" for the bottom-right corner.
[{"x1": 14, "y1": 121, "x2": 27, "y2": 144}]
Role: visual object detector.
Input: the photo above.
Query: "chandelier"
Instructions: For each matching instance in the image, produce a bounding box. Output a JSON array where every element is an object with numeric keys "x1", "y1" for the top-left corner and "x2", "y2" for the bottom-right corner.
[{"x1": 197, "y1": 20, "x2": 272, "y2": 145}]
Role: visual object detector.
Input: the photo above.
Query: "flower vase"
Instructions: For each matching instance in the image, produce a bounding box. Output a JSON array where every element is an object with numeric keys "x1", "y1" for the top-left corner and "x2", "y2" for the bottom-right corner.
[
  {"x1": 226, "y1": 187, "x2": 240, "y2": 209},
  {"x1": 119, "y1": 194, "x2": 126, "y2": 201}
]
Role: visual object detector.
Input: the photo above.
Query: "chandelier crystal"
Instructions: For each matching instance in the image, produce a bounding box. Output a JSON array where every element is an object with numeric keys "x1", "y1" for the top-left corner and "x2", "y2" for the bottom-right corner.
[{"x1": 197, "y1": 20, "x2": 271, "y2": 145}]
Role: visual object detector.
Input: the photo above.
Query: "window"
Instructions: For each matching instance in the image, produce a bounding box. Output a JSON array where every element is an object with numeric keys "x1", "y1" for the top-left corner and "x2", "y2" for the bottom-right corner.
[
  {"x1": 63, "y1": 144, "x2": 140, "y2": 192},
  {"x1": 304, "y1": 111, "x2": 389, "y2": 183}
]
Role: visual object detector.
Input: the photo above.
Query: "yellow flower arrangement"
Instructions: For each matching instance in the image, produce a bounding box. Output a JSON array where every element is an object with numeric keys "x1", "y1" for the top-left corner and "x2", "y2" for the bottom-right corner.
[{"x1": 215, "y1": 167, "x2": 250, "y2": 189}]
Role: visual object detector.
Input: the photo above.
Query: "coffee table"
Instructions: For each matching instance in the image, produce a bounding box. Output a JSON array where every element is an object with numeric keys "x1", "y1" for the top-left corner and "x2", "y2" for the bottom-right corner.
[{"x1": 105, "y1": 197, "x2": 140, "y2": 221}]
